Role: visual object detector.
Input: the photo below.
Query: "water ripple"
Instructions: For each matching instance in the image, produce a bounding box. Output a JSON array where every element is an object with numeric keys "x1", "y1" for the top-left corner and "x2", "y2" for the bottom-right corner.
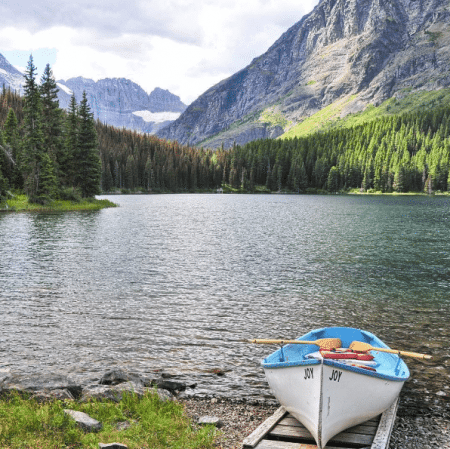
[{"x1": 1, "y1": 194, "x2": 449, "y2": 400}]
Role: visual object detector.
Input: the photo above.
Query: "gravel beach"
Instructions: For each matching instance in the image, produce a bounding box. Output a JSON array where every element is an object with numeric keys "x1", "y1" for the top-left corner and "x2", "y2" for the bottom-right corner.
[{"x1": 180, "y1": 396, "x2": 450, "y2": 449}]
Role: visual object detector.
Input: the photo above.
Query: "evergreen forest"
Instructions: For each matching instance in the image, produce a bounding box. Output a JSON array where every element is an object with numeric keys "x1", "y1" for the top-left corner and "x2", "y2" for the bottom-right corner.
[
  {"x1": 1, "y1": 58, "x2": 450, "y2": 199},
  {"x1": 87, "y1": 101, "x2": 450, "y2": 195},
  {"x1": 0, "y1": 56, "x2": 101, "y2": 204}
]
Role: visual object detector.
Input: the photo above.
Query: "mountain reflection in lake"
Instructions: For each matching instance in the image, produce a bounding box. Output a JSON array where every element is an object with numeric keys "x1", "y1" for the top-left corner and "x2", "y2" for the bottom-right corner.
[{"x1": 1, "y1": 194, "x2": 449, "y2": 403}]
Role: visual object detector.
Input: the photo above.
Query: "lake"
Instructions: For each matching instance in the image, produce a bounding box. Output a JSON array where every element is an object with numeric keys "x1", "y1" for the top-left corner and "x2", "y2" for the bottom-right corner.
[{"x1": 1, "y1": 194, "x2": 449, "y2": 404}]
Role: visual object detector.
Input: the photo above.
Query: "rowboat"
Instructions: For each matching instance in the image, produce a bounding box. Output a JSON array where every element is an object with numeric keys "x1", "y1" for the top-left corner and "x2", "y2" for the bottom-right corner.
[{"x1": 260, "y1": 327, "x2": 410, "y2": 449}]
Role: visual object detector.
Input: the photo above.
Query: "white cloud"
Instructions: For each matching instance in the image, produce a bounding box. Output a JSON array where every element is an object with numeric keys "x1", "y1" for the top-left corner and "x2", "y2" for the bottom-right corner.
[{"x1": 0, "y1": 0, "x2": 319, "y2": 104}]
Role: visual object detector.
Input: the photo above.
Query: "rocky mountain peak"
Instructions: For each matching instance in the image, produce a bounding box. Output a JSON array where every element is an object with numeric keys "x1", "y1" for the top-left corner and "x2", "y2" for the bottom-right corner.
[
  {"x1": 148, "y1": 87, "x2": 185, "y2": 113},
  {"x1": 56, "y1": 76, "x2": 187, "y2": 134},
  {"x1": 157, "y1": 0, "x2": 450, "y2": 148}
]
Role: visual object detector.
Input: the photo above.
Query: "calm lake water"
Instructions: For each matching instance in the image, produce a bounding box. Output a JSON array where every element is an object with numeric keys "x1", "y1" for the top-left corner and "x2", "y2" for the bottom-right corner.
[{"x1": 1, "y1": 194, "x2": 449, "y2": 404}]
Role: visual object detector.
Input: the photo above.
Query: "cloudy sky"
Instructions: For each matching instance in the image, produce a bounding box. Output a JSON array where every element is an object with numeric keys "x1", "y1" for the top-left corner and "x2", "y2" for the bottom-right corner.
[{"x1": 0, "y1": 0, "x2": 318, "y2": 104}]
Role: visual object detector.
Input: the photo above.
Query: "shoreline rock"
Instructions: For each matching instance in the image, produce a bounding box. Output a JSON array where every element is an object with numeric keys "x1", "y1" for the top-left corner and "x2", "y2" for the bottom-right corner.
[
  {"x1": 0, "y1": 369, "x2": 190, "y2": 403},
  {"x1": 1, "y1": 369, "x2": 449, "y2": 448}
]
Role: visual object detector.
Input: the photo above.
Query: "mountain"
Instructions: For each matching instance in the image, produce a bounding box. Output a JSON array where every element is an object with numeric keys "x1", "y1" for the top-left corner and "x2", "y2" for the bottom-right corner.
[
  {"x1": 0, "y1": 54, "x2": 25, "y2": 94},
  {"x1": 0, "y1": 53, "x2": 186, "y2": 134},
  {"x1": 56, "y1": 78, "x2": 186, "y2": 134},
  {"x1": 157, "y1": 0, "x2": 450, "y2": 148}
]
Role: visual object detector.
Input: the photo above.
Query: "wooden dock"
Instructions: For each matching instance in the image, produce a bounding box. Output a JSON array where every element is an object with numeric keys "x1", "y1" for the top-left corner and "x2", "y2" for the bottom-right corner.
[{"x1": 243, "y1": 398, "x2": 399, "y2": 449}]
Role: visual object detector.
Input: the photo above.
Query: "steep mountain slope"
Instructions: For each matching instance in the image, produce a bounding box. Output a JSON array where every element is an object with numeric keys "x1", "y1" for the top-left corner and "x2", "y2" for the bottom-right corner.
[
  {"x1": 157, "y1": 0, "x2": 450, "y2": 148},
  {"x1": 0, "y1": 54, "x2": 24, "y2": 94},
  {"x1": 57, "y1": 78, "x2": 186, "y2": 134}
]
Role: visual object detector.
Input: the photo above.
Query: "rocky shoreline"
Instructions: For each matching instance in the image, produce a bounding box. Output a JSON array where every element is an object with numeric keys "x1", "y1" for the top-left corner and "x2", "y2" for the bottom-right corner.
[{"x1": 1, "y1": 370, "x2": 449, "y2": 448}]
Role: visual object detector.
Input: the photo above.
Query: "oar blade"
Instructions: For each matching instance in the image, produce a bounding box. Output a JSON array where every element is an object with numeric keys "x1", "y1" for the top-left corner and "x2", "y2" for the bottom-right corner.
[
  {"x1": 349, "y1": 341, "x2": 432, "y2": 360},
  {"x1": 316, "y1": 337, "x2": 342, "y2": 350},
  {"x1": 349, "y1": 341, "x2": 373, "y2": 352},
  {"x1": 248, "y1": 337, "x2": 341, "y2": 350}
]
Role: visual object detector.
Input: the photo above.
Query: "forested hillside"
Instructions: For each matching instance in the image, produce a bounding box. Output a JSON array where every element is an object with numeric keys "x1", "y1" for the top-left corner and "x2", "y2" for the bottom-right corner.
[
  {"x1": 98, "y1": 102, "x2": 450, "y2": 194},
  {"x1": 97, "y1": 127, "x2": 224, "y2": 193},
  {"x1": 2, "y1": 60, "x2": 449, "y2": 197},
  {"x1": 231, "y1": 106, "x2": 450, "y2": 193}
]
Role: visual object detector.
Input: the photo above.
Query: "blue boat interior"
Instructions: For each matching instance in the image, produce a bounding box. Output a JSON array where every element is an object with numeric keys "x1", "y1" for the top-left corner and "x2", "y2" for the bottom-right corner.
[{"x1": 261, "y1": 327, "x2": 410, "y2": 382}]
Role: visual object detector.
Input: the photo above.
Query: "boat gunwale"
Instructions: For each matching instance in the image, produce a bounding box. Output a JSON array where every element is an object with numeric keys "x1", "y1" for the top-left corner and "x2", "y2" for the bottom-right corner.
[
  {"x1": 260, "y1": 327, "x2": 410, "y2": 382},
  {"x1": 262, "y1": 357, "x2": 408, "y2": 382}
]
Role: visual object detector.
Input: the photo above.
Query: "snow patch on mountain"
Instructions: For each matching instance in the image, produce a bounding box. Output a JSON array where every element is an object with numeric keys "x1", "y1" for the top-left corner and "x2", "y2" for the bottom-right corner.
[
  {"x1": 56, "y1": 82, "x2": 73, "y2": 96},
  {"x1": 132, "y1": 111, "x2": 181, "y2": 123}
]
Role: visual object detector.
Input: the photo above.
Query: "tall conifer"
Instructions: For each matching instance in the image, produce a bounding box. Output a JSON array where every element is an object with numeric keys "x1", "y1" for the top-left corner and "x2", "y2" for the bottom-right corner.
[
  {"x1": 21, "y1": 55, "x2": 44, "y2": 198},
  {"x1": 76, "y1": 91, "x2": 101, "y2": 197},
  {"x1": 64, "y1": 95, "x2": 79, "y2": 188},
  {"x1": 40, "y1": 64, "x2": 63, "y2": 187}
]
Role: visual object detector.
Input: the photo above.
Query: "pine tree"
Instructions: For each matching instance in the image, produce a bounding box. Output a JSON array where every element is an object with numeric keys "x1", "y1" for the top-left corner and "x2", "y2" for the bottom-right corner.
[
  {"x1": 327, "y1": 166, "x2": 339, "y2": 192},
  {"x1": 76, "y1": 92, "x2": 102, "y2": 197},
  {"x1": 0, "y1": 131, "x2": 9, "y2": 200},
  {"x1": 1, "y1": 108, "x2": 21, "y2": 187},
  {"x1": 40, "y1": 64, "x2": 63, "y2": 187},
  {"x1": 64, "y1": 95, "x2": 79, "y2": 188},
  {"x1": 3, "y1": 107, "x2": 19, "y2": 146},
  {"x1": 21, "y1": 55, "x2": 44, "y2": 198},
  {"x1": 38, "y1": 152, "x2": 58, "y2": 199},
  {"x1": 102, "y1": 161, "x2": 114, "y2": 192},
  {"x1": 298, "y1": 161, "x2": 308, "y2": 191}
]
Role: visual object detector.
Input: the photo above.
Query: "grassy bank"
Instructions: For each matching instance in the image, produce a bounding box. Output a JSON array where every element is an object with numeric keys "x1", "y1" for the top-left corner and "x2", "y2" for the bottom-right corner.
[
  {"x1": 0, "y1": 391, "x2": 217, "y2": 449},
  {"x1": 1, "y1": 195, "x2": 117, "y2": 212}
]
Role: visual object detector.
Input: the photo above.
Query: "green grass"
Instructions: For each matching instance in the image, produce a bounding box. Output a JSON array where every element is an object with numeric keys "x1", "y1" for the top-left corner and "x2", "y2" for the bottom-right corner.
[
  {"x1": 334, "y1": 89, "x2": 450, "y2": 129},
  {"x1": 259, "y1": 107, "x2": 291, "y2": 129},
  {"x1": 279, "y1": 88, "x2": 450, "y2": 141},
  {"x1": 281, "y1": 95, "x2": 357, "y2": 139},
  {"x1": 2, "y1": 195, "x2": 117, "y2": 212},
  {"x1": 0, "y1": 391, "x2": 217, "y2": 449}
]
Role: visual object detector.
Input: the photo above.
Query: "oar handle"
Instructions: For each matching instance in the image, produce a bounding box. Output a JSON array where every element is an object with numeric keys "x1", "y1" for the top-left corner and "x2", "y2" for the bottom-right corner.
[
  {"x1": 371, "y1": 347, "x2": 432, "y2": 360},
  {"x1": 249, "y1": 339, "x2": 313, "y2": 345}
]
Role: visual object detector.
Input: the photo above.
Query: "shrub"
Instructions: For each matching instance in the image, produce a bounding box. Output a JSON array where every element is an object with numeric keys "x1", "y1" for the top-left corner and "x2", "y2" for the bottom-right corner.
[{"x1": 59, "y1": 188, "x2": 82, "y2": 203}]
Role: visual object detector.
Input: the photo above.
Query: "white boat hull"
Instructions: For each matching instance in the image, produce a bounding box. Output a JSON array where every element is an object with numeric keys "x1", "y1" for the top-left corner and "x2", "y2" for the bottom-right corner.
[{"x1": 264, "y1": 360, "x2": 405, "y2": 448}]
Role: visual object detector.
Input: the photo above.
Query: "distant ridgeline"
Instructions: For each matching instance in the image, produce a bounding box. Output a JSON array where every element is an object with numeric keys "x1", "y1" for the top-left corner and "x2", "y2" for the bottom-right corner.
[{"x1": 1, "y1": 64, "x2": 450, "y2": 195}]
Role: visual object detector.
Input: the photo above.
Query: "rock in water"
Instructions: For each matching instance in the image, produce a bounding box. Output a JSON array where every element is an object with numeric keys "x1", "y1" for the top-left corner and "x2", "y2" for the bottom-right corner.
[{"x1": 99, "y1": 370, "x2": 144, "y2": 386}]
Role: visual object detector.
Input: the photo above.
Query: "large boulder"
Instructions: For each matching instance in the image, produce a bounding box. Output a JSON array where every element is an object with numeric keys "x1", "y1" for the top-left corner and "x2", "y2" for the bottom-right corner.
[
  {"x1": 99, "y1": 370, "x2": 144, "y2": 386},
  {"x1": 80, "y1": 385, "x2": 122, "y2": 403},
  {"x1": 0, "y1": 374, "x2": 82, "y2": 398},
  {"x1": 31, "y1": 388, "x2": 75, "y2": 403}
]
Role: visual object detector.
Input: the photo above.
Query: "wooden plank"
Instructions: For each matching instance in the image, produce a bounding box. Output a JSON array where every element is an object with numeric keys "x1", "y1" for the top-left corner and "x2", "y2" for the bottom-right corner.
[
  {"x1": 243, "y1": 399, "x2": 398, "y2": 449},
  {"x1": 270, "y1": 422, "x2": 313, "y2": 439},
  {"x1": 279, "y1": 416, "x2": 379, "y2": 434},
  {"x1": 255, "y1": 441, "x2": 342, "y2": 449},
  {"x1": 243, "y1": 406, "x2": 287, "y2": 448},
  {"x1": 370, "y1": 398, "x2": 399, "y2": 449},
  {"x1": 270, "y1": 423, "x2": 374, "y2": 446},
  {"x1": 285, "y1": 413, "x2": 380, "y2": 426}
]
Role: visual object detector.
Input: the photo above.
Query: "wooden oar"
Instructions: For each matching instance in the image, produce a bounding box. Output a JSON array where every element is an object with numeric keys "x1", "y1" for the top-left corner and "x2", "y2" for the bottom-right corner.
[
  {"x1": 249, "y1": 338, "x2": 341, "y2": 350},
  {"x1": 349, "y1": 341, "x2": 432, "y2": 360}
]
